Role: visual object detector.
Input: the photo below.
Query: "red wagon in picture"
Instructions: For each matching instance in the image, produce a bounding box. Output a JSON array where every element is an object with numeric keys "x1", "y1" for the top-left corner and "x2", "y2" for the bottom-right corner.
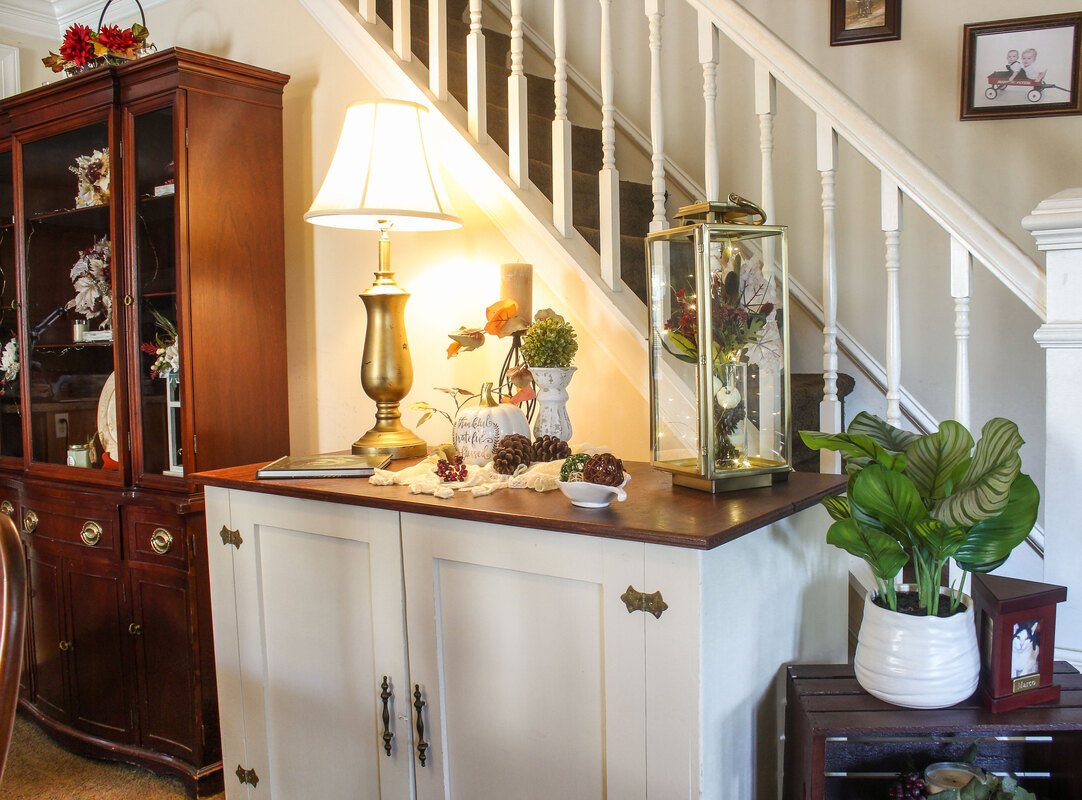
[{"x1": 986, "y1": 73, "x2": 1069, "y2": 102}]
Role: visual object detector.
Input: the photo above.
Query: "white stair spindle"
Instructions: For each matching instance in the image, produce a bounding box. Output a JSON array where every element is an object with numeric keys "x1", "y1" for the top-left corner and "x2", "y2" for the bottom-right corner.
[
  {"x1": 508, "y1": 0, "x2": 528, "y2": 187},
  {"x1": 599, "y1": 0, "x2": 621, "y2": 290},
  {"x1": 950, "y1": 236, "x2": 973, "y2": 429},
  {"x1": 755, "y1": 64, "x2": 779, "y2": 460},
  {"x1": 882, "y1": 175, "x2": 903, "y2": 428},
  {"x1": 552, "y1": 0, "x2": 573, "y2": 236},
  {"x1": 817, "y1": 116, "x2": 841, "y2": 473},
  {"x1": 359, "y1": 0, "x2": 375, "y2": 24},
  {"x1": 429, "y1": 0, "x2": 447, "y2": 100},
  {"x1": 698, "y1": 13, "x2": 719, "y2": 203},
  {"x1": 392, "y1": 0, "x2": 411, "y2": 61},
  {"x1": 467, "y1": 0, "x2": 488, "y2": 143},
  {"x1": 646, "y1": 0, "x2": 666, "y2": 232}
]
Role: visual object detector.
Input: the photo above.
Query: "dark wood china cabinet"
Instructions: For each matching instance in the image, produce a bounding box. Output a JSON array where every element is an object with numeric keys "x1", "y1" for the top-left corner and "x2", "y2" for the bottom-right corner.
[{"x1": 0, "y1": 49, "x2": 290, "y2": 796}]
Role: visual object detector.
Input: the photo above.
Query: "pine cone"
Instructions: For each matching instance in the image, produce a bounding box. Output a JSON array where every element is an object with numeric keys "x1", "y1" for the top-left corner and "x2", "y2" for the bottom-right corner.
[
  {"x1": 533, "y1": 435, "x2": 572, "y2": 462},
  {"x1": 583, "y1": 453, "x2": 624, "y2": 486},
  {"x1": 493, "y1": 434, "x2": 534, "y2": 475}
]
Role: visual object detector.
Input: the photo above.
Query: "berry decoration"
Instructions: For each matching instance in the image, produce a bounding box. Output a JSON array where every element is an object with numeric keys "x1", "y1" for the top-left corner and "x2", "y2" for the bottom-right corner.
[
  {"x1": 886, "y1": 772, "x2": 926, "y2": 800},
  {"x1": 492, "y1": 434, "x2": 534, "y2": 475},
  {"x1": 534, "y1": 435, "x2": 572, "y2": 462},
  {"x1": 583, "y1": 453, "x2": 625, "y2": 486},
  {"x1": 435, "y1": 455, "x2": 468, "y2": 482},
  {"x1": 559, "y1": 453, "x2": 590, "y2": 482}
]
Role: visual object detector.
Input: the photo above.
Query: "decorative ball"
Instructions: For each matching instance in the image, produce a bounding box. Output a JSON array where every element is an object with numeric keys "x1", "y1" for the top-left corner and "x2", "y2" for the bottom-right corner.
[
  {"x1": 583, "y1": 453, "x2": 625, "y2": 486},
  {"x1": 559, "y1": 453, "x2": 590, "y2": 482},
  {"x1": 492, "y1": 434, "x2": 534, "y2": 475},
  {"x1": 533, "y1": 435, "x2": 572, "y2": 462}
]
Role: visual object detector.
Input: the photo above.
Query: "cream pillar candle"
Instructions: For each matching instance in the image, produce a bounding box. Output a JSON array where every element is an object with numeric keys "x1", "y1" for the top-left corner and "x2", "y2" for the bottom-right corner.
[{"x1": 500, "y1": 262, "x2": 533, "y2": 322}]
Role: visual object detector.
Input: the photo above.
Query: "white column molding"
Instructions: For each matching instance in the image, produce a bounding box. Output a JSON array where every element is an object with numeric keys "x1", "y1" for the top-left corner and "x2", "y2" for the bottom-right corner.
[
  {"x1": 508, "y1": 0, "x2": 528, "y2": 187},
  {"x1": 756, "y1": 62, "x2": 777, "y2": 282},
  {"x1": 429, "y1": 0, "x2": 448, "y2": 100},
  {"x1": 599, "y1": 0, "x2": 621, "y2": 291},
  {"x1": 949, "y1": 237, "x2": 972, "y2": 430},
  {"x1": 0, "y1": 45, "x2": 18, "y2": 99},
  {"x1": 698, "y1": 13, "x2": 719, "y2": 203},
  {"x1": 1026, "y1": 188, "x2": 1082, "y2": 668},
  {"x1": 392, "y1": 0, "x2": 411, "y2": 61},
  {"x1": 466, "y1": 0, "x2": 488, "y2": 143},
  {"x1": 817, "y1": 116, "x2": 841, "y2": 473},
  {"x1": 646, "y1": 0, "x2": 666, "y2": 233},
  {"x1": 882, "y1": 175, "x2": 903, "y2": 428},
  {"x1": 552, "y1": 0, "x2": 573, "y2": 236}
]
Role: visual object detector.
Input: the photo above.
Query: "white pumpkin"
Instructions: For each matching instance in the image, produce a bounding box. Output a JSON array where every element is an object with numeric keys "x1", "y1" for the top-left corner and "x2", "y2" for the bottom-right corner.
[{"x1": 453, "y1": 383, "x2": 531, "y2": 465}]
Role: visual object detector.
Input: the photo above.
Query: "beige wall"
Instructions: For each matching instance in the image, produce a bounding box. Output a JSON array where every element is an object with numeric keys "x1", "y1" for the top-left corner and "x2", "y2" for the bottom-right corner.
[{"x1": 2, "y1": 0, "x2": 651, "y2": 460}]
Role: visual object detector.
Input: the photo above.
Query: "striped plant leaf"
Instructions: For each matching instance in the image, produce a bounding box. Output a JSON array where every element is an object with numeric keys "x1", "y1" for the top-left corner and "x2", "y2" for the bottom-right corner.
[
  {"x1": 799, "y1": 431, "x2": 905, "y2": 472},
  {"x1": 933, "y1": 418, "x2": 1024, "y2": 528},
  {"x1": 904, "y1": 421, "x2": 974, "y2": 499},
  {"x1": 955, "y1": 473, "x2": 1039, "y2": 572},
  {"x1": 826, "y1": 518, "x2": 909, "y2": 583},
  {"x1": 912, "y1": 519, "x2": 965, "y2": 562},
  {"x1": 850, "y1": 464, "x2": 930, "y2": 543},
  {"x1": 821, "y1": 495, "x2": 850, "y2": 521},
  {"x1": 846, "y1": 411, "x2": 921, "y2": 453}
]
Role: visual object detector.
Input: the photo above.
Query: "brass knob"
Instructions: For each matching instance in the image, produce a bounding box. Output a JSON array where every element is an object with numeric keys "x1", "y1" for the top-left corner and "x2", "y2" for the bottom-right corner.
[
  {"x1": 124, "y1": 294, "x2": 134, "y2": 306},
  {"x1": 150, "y1": 528, "x2": 174, "y2": 555},
  {"x1": 128, "y1": 623, "x2": 142, "y2": 636},
  {"x1": 80, "y1": 521, "x2": 103, "y2": 546},
  {"x1": 0, "y1": 500, "x2": 13, "y2": 518},
  {"x1": 23, "y1": 510, "x2": 37, "y2": 533},
  {"x1": 58, "y1": 641, "x2": 72, "y2": 651}
]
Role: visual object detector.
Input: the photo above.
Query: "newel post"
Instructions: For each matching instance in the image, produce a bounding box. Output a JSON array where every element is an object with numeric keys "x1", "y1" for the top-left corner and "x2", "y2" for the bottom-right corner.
[{"x1": 1025, "y1": 188, "x2": 1082, "y2": 667}]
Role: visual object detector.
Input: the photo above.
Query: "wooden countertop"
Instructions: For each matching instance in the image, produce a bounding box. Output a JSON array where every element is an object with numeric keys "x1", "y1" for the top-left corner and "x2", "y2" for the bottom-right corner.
[{"x1": 192, "y1": 460, "x2": 845, "y2": 551}]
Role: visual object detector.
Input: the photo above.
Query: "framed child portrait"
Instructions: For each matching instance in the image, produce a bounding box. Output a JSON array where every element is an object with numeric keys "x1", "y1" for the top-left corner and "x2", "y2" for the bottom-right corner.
[
  {"x1": 830, "y1": 0, "x2": 901, "y2": 46},
  {"x1": 961, "y1": 13, "x2": 1082, "y2": 120}
]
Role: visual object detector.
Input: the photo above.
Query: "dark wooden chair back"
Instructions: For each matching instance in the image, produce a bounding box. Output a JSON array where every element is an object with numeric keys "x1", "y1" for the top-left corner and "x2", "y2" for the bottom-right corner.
[{"x1": 0, "y1": 512, "x2": 26, "y2": 782}]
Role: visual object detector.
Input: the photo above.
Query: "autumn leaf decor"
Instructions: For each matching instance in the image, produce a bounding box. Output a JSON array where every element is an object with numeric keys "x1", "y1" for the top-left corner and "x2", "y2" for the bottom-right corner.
[
  {"x1": 42, "y1": 1, "x2": 155, "y2": 76},
  {"x1": 445, "y1": 299, "x2": 529, "y2": 358}
]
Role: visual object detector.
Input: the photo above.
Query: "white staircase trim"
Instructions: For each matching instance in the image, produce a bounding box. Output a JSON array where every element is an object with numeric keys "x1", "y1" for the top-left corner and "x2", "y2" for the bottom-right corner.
[{"x1": 695, "y1": 0, "x2": 1047, "y2": 321}]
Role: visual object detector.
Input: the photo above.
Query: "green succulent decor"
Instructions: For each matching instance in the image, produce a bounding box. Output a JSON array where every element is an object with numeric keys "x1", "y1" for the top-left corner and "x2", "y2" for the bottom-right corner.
[{"x1": 520, "y1": 310, "x2": 578, "y2": 368}]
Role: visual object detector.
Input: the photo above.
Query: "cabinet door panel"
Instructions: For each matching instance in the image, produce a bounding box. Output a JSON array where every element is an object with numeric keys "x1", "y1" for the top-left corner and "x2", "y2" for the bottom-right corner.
[
  {"x1": 27, "y1": 548, "x2": 68, "y2": 721},
  {"x1": 401, "y1": 513, "x2": 648, "y2": 800},
  {"x1": 131, "y1": 567, "x2": 197, "y2": 761},
  {"x1": 66, "y1": 559, "x2": 136, "y2": 742},
  {"x1": 224, "y1": 491, "x2": 410, "y2": 800}
]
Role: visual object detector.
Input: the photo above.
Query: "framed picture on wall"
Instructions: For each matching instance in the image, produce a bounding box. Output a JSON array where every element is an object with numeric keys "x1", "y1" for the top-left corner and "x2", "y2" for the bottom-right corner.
[
  {"x1": 830, "y1": 0, "x2": 901, "y2": 46},
  {"x1": 961, "y1": 13, "x2": 1082, "y2": 120}
]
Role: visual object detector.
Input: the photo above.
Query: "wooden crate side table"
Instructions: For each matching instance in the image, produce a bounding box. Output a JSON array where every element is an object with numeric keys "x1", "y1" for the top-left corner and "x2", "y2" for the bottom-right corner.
[{"x1": 784, "y1": 662, "x2": 1082, "y2": 800}]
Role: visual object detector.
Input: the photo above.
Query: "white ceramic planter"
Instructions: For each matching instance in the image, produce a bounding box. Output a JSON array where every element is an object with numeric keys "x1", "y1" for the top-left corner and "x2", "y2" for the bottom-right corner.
[
  {"x1": 854, "y1": 584, "x2": 980, "y2": 709},
  {"x1": 531, "y1": 366, "x2": 576, "y2": 441}
]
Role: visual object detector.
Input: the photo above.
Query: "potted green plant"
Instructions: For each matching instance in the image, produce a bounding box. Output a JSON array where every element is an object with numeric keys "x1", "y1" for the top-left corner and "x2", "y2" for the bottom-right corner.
[
  {"x1": 801, "y1": 412, "x2": 1039, "y2": 708},
  {"x1": 520, "y1": 309, "x2": 578, "y2": 441}
]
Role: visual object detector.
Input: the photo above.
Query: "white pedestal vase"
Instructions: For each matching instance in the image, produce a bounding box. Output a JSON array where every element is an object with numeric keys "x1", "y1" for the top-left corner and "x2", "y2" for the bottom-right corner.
[
  {"x1": 530, "y1": 366, "x2": 576, "y2": 441},
  {"x1": 854, "y1": 584, "x2": 980, "y2": 709}
]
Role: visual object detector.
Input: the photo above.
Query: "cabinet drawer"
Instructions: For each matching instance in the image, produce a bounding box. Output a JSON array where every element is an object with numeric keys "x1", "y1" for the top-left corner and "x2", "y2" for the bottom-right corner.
[
  {"x1": 126, "y1": 516, "x2": 188, "y2": 569},
  {"x1": 21, "y1": 492, "x2": 120, "y2": 560}
]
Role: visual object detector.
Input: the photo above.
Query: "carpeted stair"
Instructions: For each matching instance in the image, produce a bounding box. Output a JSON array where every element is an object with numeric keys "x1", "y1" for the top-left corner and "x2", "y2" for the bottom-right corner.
[{"x1": 375, "y1": 0, "x2": 653, "y2": 303}]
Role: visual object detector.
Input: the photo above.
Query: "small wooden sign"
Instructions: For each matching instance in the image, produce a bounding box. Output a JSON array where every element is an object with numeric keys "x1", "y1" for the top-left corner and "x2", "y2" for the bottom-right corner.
[{"x1": 972, "y1": 573, "x2": 1067, "y2": 713}]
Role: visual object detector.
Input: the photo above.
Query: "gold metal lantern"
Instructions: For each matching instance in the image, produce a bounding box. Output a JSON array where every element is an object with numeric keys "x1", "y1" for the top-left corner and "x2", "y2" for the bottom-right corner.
[{"x1": 645, "y1": 196, "x2": 791, "y2": 492}]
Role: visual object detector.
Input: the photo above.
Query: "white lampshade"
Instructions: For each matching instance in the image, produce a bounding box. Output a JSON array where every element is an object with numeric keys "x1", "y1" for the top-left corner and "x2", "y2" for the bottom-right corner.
[{"x1": 305, "y1": 100, "x2": 462, "y2": 232}]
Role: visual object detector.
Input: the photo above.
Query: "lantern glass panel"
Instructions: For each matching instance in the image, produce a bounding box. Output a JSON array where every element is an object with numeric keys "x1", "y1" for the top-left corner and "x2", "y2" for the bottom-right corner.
[{"x1": 647, "y1": 223, "x2": 790, "y2": 492}]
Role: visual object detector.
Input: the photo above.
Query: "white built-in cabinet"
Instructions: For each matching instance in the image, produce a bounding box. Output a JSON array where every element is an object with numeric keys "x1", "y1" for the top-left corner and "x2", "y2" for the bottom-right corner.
[{"x1": 203, "y1": 483, "x2": 847, "y2": 800}]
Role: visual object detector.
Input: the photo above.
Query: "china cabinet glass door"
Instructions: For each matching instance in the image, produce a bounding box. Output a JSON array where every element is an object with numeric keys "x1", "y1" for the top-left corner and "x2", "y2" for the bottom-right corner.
[
  {"x1": 129, "y1": 104, "x2": 181, "y2": 483},
  {"x1": 20, "y1": 118, "x2": 120, "y2": 477},
  {"x1": 0, "y1": 149, "x2": 21, "y2": 461}
]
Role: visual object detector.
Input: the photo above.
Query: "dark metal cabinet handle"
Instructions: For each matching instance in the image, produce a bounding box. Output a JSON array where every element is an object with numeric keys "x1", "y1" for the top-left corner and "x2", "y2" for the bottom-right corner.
[
  {"x1": 380, "y1": 676, "x2": 393, "y2": 756},
  {"x1": 128, "y1": 623, "x2": 142, "y2": 636},
  {"x1": 413, "y1": 684, "x2": 428, "y2": 767}
]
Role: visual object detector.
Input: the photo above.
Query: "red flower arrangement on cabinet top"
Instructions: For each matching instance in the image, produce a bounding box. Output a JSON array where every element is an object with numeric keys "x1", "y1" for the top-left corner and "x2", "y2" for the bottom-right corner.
[{"x1": 43, "y1": 18, "x2": 153, "y2": 75}]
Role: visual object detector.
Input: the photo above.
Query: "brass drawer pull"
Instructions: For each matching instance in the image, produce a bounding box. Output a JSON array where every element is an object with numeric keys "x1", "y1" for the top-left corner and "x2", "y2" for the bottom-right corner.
[
  {"x1": 381, "y1": 676, "x2": 393, "y2": 756},
  {"x1": 128, "y1": 623, "x2": 142, "y2": 636},
  {"x1": 413, "y1": 684, "x2": 428, "y2": 767},
  {"x1": 80, "y1": 521, "x2": 103, "y2": 546},
  {"x1": 23, "y1": 510, "x2": 37, "y2": 533},
  {"x1": 620, "y1": 586, "x2": 668, "y2": 619},
  {"x1": 150, "y1": 528, "x2": 174, "y2": 554},
  {"x1": 58, "y1": 640, "x2": 72, "y2": 652},
  {"x1": 0, "y1": 500, "x2": 13, "y2": 518}
]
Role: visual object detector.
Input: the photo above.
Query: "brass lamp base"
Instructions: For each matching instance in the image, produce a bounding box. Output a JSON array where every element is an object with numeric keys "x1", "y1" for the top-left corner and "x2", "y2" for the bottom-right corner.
[{"x1": 352, "y1": 401, "x2": 428, "y2": 460}]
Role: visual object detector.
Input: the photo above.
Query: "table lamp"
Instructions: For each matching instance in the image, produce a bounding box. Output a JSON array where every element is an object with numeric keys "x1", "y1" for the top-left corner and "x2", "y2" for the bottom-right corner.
[{"x1": 305, "y1": 100, "x2": 461, "y2": 459}]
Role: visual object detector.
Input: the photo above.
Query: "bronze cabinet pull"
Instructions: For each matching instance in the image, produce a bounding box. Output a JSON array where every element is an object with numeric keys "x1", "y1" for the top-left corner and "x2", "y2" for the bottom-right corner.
[
  {"x1": 23, "y1": 509, "x2": 38, "y2": 533},
  {"x1": 413, "y1": 685, "x2": 428, "y2": 767},
  {"x1": 620, "y1": 585, "x2": 668, "y2": 619},
  {"x1": 58, "y1": 641, "x2": 72, "y2": 651},
  {"x1": 380, "y1": 676, "x2": 393, "y2": 756},
  {"x1": 0, "y1": 500, "x2": 13, "y2": 518},
  {"x1": 150, "y1": 528, "x2": 174, "y2": 554},
  {"x1": 128, "y1": 623, "x2": 143, "y2": 636},
  {"x1": 80, "y1": 521, "x2": 103, "y2": 546}
]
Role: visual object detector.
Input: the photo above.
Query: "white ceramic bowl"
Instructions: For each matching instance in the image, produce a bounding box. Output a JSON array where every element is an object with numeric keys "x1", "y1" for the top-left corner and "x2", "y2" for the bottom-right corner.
[{"x1": 556, "y1": 475, "x2": 630, "y2": 508}]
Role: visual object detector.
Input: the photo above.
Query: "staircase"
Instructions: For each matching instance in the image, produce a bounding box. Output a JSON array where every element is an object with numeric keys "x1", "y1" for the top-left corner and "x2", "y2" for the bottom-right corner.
[{"x1": 375, "y1": 0, "x2": 654, "y2": 302}]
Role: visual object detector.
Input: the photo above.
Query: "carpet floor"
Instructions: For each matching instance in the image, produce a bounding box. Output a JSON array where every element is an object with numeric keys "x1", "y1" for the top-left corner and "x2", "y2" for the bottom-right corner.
[{"x1": 0, "y1": 714, "x2": 224, "y2": 799}]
